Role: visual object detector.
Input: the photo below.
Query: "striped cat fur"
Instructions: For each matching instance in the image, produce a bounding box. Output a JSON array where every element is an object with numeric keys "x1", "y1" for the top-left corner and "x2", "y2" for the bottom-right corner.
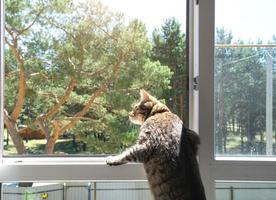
[{"x1": 106, "y1": 89, "x2": 206, "y2": 200}]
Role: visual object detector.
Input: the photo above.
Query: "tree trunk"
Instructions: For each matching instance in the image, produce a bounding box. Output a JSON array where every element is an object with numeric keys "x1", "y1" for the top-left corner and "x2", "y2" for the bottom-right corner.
[
  {"x1": 8, "y1": 127, "x2": 25, "y2": 154},
  {"x1": 232, "y1": 115, "x2": 235, "y2": 134},
  {"x1": 6, "y1": 131, "x2": 9, "y2": 146},
  {"x1": 248, "y1": 116, "x2": 255, "y2": 146},
  {"x1": 45, "y1": 136, "x2": 58, "y2": 154},
  {"x1": 223, "y1": 120, "x2": 227, "y2": 153},
  {"x1": 44, "y1": 122, "x2": 62, "y2": 154},
  {"x1": 4, "y1": 36, "x2": 27, "y2": 155},
  {"x1": 172, "y1": 81, "x2": 177, "y2": 113},
  {"x1": 239, "y1": 121, "x2": 244, "y2": 153},
  {"x1": 4, "y1": 117, "x2": 26, "y2": 154}
]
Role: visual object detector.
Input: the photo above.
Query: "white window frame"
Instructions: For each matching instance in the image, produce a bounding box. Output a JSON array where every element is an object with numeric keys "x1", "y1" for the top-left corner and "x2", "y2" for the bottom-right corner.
[{"x1": 195, "y1": 0, "x2": 276, "y2": 199}]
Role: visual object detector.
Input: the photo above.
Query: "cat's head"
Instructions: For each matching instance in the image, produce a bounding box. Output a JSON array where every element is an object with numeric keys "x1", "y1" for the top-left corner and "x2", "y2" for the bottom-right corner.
[{"x1": 128, "y1": 89, "x2": 170, "y2": 125}]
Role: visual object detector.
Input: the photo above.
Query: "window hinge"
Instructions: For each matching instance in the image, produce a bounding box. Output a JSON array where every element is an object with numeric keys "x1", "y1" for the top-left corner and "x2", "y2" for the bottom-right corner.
[
  {"x1": 193, "y1": 76, "x2": 199, "y2": 90},
  {"x1": 196, "y1": 0, "x2": 199, "y2": 5}
]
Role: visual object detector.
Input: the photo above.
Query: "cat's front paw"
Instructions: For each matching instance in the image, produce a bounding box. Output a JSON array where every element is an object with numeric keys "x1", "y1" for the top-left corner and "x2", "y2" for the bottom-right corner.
[{"x1": 106, "y1": 156, "x2": 125, "y2": 166}]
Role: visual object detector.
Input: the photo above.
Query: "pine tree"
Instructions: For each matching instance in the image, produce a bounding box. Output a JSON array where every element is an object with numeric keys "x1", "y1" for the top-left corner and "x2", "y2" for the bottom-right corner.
[{"x1": 151, "y1": 18, "x2": 187, "y2": 123}]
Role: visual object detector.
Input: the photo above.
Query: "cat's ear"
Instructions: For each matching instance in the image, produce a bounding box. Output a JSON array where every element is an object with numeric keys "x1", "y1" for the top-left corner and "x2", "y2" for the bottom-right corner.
[{"x1": 140, "y1": 89, "x2": 150, "y2": 101}]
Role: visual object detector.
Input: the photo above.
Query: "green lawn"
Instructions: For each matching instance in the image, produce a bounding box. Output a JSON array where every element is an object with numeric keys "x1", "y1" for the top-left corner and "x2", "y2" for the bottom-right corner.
[{"x1": 4, "y1": 137, "x2": 86, "y2": 155}]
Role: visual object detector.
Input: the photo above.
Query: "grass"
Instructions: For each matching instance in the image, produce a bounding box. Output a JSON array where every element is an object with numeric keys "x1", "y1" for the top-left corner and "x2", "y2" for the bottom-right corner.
[
  {"x1": 4, "y1": 138, "x2": 86, "y2": 155},
  {"x1": 220, "y1": 132, "x2": 276, "y2": 155},
  {"x1": 4, "y1": 128, "x2": 88, "y2": 155}
]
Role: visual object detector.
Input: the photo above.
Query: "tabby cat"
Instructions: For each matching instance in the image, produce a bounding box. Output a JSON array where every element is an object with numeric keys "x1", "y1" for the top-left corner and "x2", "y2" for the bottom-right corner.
[{"x1": 106, "y1": 89, "x2": 206, "y2": 200}]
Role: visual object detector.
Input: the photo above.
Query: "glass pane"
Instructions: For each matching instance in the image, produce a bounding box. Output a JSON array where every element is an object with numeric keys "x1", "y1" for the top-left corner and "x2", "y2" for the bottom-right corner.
[
  {"x1": 216, "y1": 182, "x2": 276, "y2": 200},
  {"x1": 215, "y1": 0, "x2": 276, "y2": 156},
  {"x1": 3, "y1": 0, "x2": 187, "y2": 155},
  {"x1": 1, "y1": 181, "x2": 152, "y2": 200}
]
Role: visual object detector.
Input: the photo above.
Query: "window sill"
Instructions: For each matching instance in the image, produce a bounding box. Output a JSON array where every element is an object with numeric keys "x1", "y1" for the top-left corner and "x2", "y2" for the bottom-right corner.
[
  {"x1": 215, "y1": 156, "x2": 276, "y2": 162},
  {"x1": 0, "y1": 158, "x2": 146, "y2": 182}
]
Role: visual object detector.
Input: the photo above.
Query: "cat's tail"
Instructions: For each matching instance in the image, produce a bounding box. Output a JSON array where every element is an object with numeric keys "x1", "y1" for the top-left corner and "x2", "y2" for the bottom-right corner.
[
  {"x1": 185, "y1": 127, "x2": 201, "y2": 156},
  {"x1": 180, "y1": 126, "x2": 207, "y2": 200}
]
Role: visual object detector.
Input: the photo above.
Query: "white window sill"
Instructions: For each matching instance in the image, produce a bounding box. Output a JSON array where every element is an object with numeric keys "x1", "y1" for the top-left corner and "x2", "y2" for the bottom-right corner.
[
  {"x1": 0, "y1": 157, "x2": 146, "y2": 182},
  {"x1": 215, "y1": 156, "x2": 276, "y2": 162}
]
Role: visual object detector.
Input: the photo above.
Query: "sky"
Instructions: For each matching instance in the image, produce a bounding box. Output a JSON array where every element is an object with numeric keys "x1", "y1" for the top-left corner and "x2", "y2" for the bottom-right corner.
[
  {"x1": 216, "y1": 0, "x2": 276, "y2": 43},
  {"x1": 100, "y1": 0, "x2": 276, "y2": 43},
  {"x1": 101, "y1": 0, "x2": 186, "y2": 34}
]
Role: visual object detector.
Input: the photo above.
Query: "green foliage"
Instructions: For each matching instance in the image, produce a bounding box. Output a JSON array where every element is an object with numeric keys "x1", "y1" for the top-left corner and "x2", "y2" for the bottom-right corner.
[
  {"x1": 4, "y1": 0, "x2": 172, "y2": 154},
  {"x1": 215, "y1": 27, "x2": 267, "y2": 154},
  {"x1": 151, "y1": 18, "x2": 187, "y2": 121}
]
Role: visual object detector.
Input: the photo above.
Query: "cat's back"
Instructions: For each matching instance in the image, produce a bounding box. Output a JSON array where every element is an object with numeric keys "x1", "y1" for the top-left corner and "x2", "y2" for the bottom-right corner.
[
  {"x1": 141, "y1": 112, "x2": 187, "y2": 199},
  {"x1": 141, "y1": 111, "x2": 182, "y2": 162},
  {"x1": 141, "y1": 111, "x2": 182, "y2": 137}
]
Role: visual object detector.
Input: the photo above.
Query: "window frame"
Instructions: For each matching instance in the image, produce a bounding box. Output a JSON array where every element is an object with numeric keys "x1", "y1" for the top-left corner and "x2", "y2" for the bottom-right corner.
[
  {"x1": 0, "y1": 0, "x2": 4, "y2": 161},
  {"x1": 195, "y1": 0, "x2": 276, "y2": 199}
]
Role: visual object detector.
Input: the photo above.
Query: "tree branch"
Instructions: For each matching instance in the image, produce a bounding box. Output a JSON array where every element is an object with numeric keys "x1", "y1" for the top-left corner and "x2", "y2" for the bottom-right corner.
[
  {"x1": 59, "y1": 84, "x2": 107, "y2": 133},
  {"x1": 3, "y1": 109, "x2": 12, "y2": 125},
  {"x1": 11, "y1": 67, "x2": 26, "y2": 120},
  {"x1": 5, "y1": 25, "x2": 16, "y2": 41},
  {"x1": 40, "y1": 78, "x2": 77, "y2": 120},
  {"x1": 37, "y1": 91, "x2": 59, "y2": 103},
  {"x1": 89, "y1": 20, "x2": 118, "y2": 42},
  {"x1": 58, "y1": 53, "x2": 126, "y2": 134},
  {"x1": 29, "y1": 72, "x2": 49, "y2": 80},
  {"x1": 17, "y1": 6, "x2": 46, "y2": 36},
  {"x1": 5, "y1": 69, "x2": 20, "y2": 77},
  {"x1": 6, "y1": 37, "x2": 26, "y2": 120},
  {"x1": 37, "y1": 118, "x2": 51, "y2": 140},
  {"x1": 76, "y1": 66, "x2": 109, "y2": 78},
  {"x1": 106, "y1": 85, "x2": 151, "y2": 94},
  {"x1": 65, "y1": 116, "x2": 97, "y2": 121},
  {"x1": 47, "y1": 19, "x2": 77, "y2": 41}
]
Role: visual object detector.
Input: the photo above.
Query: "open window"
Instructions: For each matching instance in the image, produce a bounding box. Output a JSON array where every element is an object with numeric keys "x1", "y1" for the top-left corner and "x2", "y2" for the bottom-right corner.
[
  {"x1": 2, "y1": 0, "x2": 188, "y2": 157},
  {"x1": 0, "y1": 0, "x2": 189, "y2": 197},
  {"x1": 196, "y1": 0, "x2": 276, "y2": 199}
]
